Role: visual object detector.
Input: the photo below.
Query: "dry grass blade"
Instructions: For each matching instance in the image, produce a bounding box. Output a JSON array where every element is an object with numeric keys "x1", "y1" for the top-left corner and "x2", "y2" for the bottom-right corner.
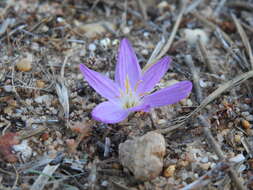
[
  {"x1": 241, "y1": 137, "x2": 253, "y2": 158},
  {"x1": 31, "y1": 164, "x2": 60, "y2": 190},
  {"x1": 198, "y1": 116, "x2": 247, "y2": 190},
  {"x1": 151, "y1": 0, "x2": 187, "y2": 65},
  {"x1": 55, "y1": 79, "x2": 69, "y2": 120},
  {"x1": 55, "y1": 55, "x2": 70, "y2": 122},
  {"x1": 226, "y1": 1, "x2": 253, "y2": 12},
  {"x1": 231, "y1": 13, "x2": 253, "y2": 69},
  {"x1": 143, "y1": 37, "x2": 165, "y2": 71},
  {"x1": 197, "y1": 39, "x2": 216, "y2": 73},
  {"x1": 184, "y1": 0, "x2": 204, "y2": 14},
  {"x1": 181, "y1": 161, "x2": 230, "y2": 190},
  {"x1": 136, "y1": 0, "x2": 148, "y2": 21},
  {"x1": 186, "y1": 70, "x2": 253, "y2": 121},
  {"x1": 184, "y1": 55, "x2": 203, "y2": 103},
  {"x1": 158, "y1": 70, "x2": 253, "y2": 134}
]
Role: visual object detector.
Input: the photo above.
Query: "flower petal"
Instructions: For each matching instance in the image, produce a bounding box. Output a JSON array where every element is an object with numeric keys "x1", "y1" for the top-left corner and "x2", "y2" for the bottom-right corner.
[
  {"x1": 142, "y1": 81, "x2": 192, "y2": 108},
  {"x1": 80, "y1": 64, "x2": 120, "y2": 101},
  {"x1": 137, "y1": 56, "x2": 171, "y2": 94},
  {"x1": 128, "y1": 104, "x2": 150, "y2": 112},
  {"x1": 115, "y1": 38, "x2": 141, "y2": 89},
  {"x1": 92, "y1": 101, "x2": 129, "y2": 124}
]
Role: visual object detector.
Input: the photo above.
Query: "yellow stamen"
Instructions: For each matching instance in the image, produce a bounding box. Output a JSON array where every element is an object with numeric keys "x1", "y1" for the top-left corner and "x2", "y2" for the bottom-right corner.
[
  {"x1": 134, "y1": 80, "x2": 143, "y2": 92},
  {"x1": 125, "y1": 75, "x2": 131, "y2": 94}
]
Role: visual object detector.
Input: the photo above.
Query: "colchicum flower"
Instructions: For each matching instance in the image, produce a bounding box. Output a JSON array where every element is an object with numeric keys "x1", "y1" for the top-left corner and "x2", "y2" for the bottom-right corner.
[{"x1": 80, "y1": 38, "x2": 192, "y2": 124}]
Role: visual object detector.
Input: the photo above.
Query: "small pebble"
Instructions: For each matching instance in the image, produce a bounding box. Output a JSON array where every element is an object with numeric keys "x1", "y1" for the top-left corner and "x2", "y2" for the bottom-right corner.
[
  {"x1": 241, "y1": 111, "x2": 250, "y2": 117},
  {"x1": 122, "y1": 27, "x2": 131, "y2": 34},
  {"x1": 234, "y1": 134, "x2": 241, "y2": 143},
  {"x1": 158, "y1": 1, "x2": 170, "y2": 10},
  {"x1": 246, "y1": 115, "x2": 253, "y2": 121},
  {"x1": 199, "y1": 162, "x2": 211, "y2": 170},
  {"x1": 112, "y1": 39, "x2": 119, "y2": 46},
  {"x1": 186, "y1": 99, "x2": 193, "y2": 106},
  {"x1": 199, "y1": 79, "x2": 208, "y2": 88},
  {"x1": 241, "y1": 119, "x2": 251, "y2": 129},
  {"x1": 200, "y1": 157, "x2": 208, "y2": 163},
  {"x1": 229, "y1": 154, "x2": 245, "y2": 163},
  {"x1": 16, "y1": 58, "x2": 32, "y2": 72},
  {"x1": 3, "y1": 85, "x2": 13, "y2": 92},
  {"x1": 141, "y1": 49, "x2": 149, "y2": 56},
  {"x1": 143, "y1": 32, "x2": 149, "y2": 38},
  {"x1": 246, "y1": 128, "x2": 253, "y2": 136},
  {"x1": 101, "y1": 180, "x2": 108, "y2": 187},
  {"x1": 36, "y1": 80, "x2": 46, "y2": 88},
  {"x1": 88, "y1": 43, "x2": 96, "y2": 52},
  {"x1": 13, "y1": 140, "x2": 33, "y2": 161},
  {"x1": 163, "y1": 165, "x2": 176, "y2": 177},
  {"x1": 182, "y1": 28, "x2": 209, "y2": 46},
  {"x1": 100, "y1": 38, "x2": 111, "y2": 48}
]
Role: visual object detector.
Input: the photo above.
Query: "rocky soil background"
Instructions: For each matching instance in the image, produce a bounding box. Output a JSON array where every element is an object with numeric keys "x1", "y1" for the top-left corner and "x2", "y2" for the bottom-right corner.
[{"x1": 0, "y1": 0, "x2": 253, "y2": 189}]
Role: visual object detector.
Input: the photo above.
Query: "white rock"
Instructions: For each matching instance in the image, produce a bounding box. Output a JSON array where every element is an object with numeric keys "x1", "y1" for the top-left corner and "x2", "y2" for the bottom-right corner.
[
  {"x1": 119, "y1": 132, "x2": 166, "y2": 181},
  {"x1": 112, "y1": 39, "x2": 119, "y2": 46},
  {"x1": 88, "y1": 43, "x2": 96, "y2": 52},
  {"x1": 143, "y1": 32, "x2": 149, "y2": 38},
  {"x1": 3, "y1": 85, "x2": 13, "y2": 92},
  {"x1": 13, "y1": 140, "x2": 33, "y2": 161},
  {"x1": 200, "y1": 157, "x2": 209, "y2": 163},
  {"x1": 229, "y1": 154, "x2": 245, "y2": 163},
  {"x1": 182, "y1": 28, "x2": 209, "y2": 46},
  {"x1": 100, "y1": 38, "x2": 111, "y2": 48},
  {"x1": 34, "y1": 95, "x2": 52, "y2": 104},
  {"x1": 141, "y1": 49, "x2": 149, "y2": 55},
  {"x1": 122, "y1": 27, "x2": 131, "y2": 34},
  {"x1": 199, "y1": 79, "x2": 208, "y2": 88},
  {"x1": 246, "y1": 115, "x2": 253, "y2": 121}
]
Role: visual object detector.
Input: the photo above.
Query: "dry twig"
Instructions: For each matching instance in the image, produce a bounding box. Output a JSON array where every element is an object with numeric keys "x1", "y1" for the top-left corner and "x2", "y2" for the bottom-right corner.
[
  {"x1": 31, "y1": 164, "x2": 60, "y2": 190},
  {"x1": 184, "y1": 55, "x2": 203, "y2": 104},
  {"x1": 197, "y1": 39, "x2": 216, "y2": 74},
  {"x1": 136, "y1": 0, "x2": 148, "y2": 21},
  {"x1": 231, "y1": 13, "x2": 253, "y2": 69},
  {"x1": 144, "y1": 0, "x2": 187, "y2": 70},
  {"x1": 185, "y1": 55, "x2": 246, "y2": 190}
]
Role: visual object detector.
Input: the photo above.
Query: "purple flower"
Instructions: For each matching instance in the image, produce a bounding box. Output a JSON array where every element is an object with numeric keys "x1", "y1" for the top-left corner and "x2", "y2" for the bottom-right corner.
[{"x1": 80, "y1": 38, "x2": 192, "y2": 124}]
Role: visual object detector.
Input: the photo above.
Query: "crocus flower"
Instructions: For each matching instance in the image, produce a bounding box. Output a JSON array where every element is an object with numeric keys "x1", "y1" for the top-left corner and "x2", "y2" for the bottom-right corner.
[{"x1": 80, "y1": 38, "x2": 192, "y2": 124}]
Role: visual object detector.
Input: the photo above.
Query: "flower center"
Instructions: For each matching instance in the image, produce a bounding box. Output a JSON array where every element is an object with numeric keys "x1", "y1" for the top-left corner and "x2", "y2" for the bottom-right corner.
[{"x1": 119, "y1": 76, "x2": 140, "y2": 109}]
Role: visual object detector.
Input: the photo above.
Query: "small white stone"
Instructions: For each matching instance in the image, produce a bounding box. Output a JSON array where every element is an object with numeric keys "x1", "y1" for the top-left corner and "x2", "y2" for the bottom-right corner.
[
  {"x1": 3, "y1": 85, "x2": 13, "y2": 92},
  {"x1": 158, "y1": 1, "x2": 169, "y2": 10},
  {"x1": 182, "y1": 28, "x2": 209, "y2": 46},
  {"x1": 141, "y1": 49, "x2": 149, "y2": 55},
  {"x1": 122, "y1": 27, "x2": 131, "y2": 34},
  {"x1": 101, "y1": 180, "x2": 108, "y2": 187},
  {"x1": 246, "y1": 115, "x2": 253, "y2": 121},
  {"x1": 238, "y1": 164, "x2": 246, "y2": 172},
  {"x1": 199, "y1": 79, "x2": 208, "y2": 88},
  {"x1": 57, "y1": 17, "x2": 65, "y2": 23},
  {"x1": 13, "y1": 140, "x2": 33, "y2": 161},
  {"x1": 200, "y1": 157, "x2": 209, "y2": 163},
  {"x1": 34, "y1": 95, "x2": 52, "y2": 104},
  {"x1": 229, "y1": 154, "x2": 245, "y2": 163},
  {"x1": 143, "y1": 32, "x2": 149, "y2": 38},
  {"x1": 112, "y1": 39, "x2": 119, "y2": 46},
  {"x1": 186, "y1": 99, "x2": 193, "y2": 106},
  {"x1": 88, "y1": 43, "x2": 96, "y2": 52},
  {"x1": 100, "y1": 38, "x2": 111, "y2": 48},
  {"x1": 242, "y1": 111, "x2": 250, "y2": 117}
]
